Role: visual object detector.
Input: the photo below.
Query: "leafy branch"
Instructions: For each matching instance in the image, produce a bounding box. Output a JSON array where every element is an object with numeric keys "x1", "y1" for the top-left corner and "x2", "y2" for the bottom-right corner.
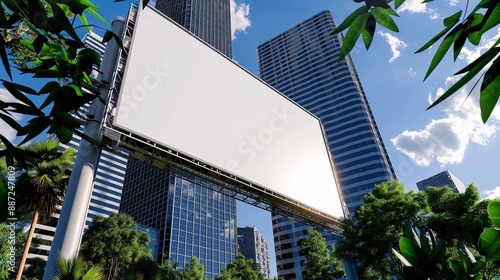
[{"x1": 335, "y1": 0, "x2": 500, "y2": 123}]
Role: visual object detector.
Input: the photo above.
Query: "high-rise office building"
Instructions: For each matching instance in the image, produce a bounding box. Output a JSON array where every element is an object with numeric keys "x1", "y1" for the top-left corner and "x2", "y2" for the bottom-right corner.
[
  {"x1": 416, "y1": 170, "x2": 465, "y2": 193},
  {"x1": 237, "y1": 226, "x2": 271, "y2": 278},
  {"x1": 155, "y1": 0, "x2": 232, "y2": 57},
  {"x1": 257, "y1": 10, "x2": 396, "y2": 279},
  {"x1": 118, "y1": 1, "x2": 238, "y2": 278},
  {"x1": 120, "y1": 159, "x2": 237, "y2": 278}
]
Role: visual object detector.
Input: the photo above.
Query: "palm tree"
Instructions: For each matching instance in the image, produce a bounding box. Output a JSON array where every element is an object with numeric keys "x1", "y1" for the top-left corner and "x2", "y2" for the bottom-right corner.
[
  {"x1": 53, "y1": 255, "x2": 104, "y2": 280},
  {"x1": 14, "y1": 137, "x2": 76, "y2": 280}
]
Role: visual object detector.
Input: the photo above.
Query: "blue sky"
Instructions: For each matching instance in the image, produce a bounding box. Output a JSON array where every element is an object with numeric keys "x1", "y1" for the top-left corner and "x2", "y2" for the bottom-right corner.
[{"x1": 2, "y1": 0, "x2": 500, "y2": 277}]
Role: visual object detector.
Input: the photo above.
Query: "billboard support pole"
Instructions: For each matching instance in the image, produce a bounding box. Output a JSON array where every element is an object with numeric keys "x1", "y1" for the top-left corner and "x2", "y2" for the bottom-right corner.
[{"x1": 43, "y1": 17, "x2": 125, "y2": 280}]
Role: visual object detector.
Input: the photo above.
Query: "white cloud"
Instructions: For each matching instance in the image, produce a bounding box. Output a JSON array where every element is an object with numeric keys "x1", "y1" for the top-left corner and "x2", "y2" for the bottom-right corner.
[
  {"x1": 447, "y1": 0, "x2": 459, "y2": 7},
  {"x1": 409, "y1": 68, "x2": 416, "y2": 76},
  {"x1": 230, "y1": 0, "x2": 251, "y2": 40},
  {"x1": 378, "y1": 31, "x2": 408, "y2": 63},
  {"x1": 392, "y1": 28, "x2": 500, "y2": 167},
  {"x1": 398, "y1": 0, "x2": 439, "y2": 19},
  {"x1": 484, "y1": 187, "x2": 500, "y2": 199},
  {"x1": 392, "y1": 75, "x2": 500, "y2": 166},
  {"x1": 0, "y1": 88, "x2": 24, "y2": 143}
]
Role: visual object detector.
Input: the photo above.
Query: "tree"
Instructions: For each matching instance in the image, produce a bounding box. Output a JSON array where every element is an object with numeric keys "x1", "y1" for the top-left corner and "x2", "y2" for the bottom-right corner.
[
  {"x1": 299, "y1": 227, "x2": 345, "y2": 280},
  {"x1": 152, "y1": 259, "x2": 181, "y2": 280},
  {"x1": 79, "y1": 213, "x2": 153, "y2": 280},
  {"x1": 334, "y1": 180, "x2": 428, "y2": 279},
  {"x1": 179, "y1": 256, "x2": 205, "y2": 280},
  {"x1": 424, "y1": 184, "x2": 491, "y2": 248},
  {"x1": 215, "y1": 253, "x2": 264, "y2": 280},
  {"x1": 14, "y1": 137, "x2": 75, "y2": 279},
  {"x1": 336, "y1": 0, "x2": 500, "y2": 123}
]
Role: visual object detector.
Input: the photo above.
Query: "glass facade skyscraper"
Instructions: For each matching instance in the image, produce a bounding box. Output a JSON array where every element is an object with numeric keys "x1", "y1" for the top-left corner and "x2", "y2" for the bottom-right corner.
[
  {"x1": 257, "y1": 10, "x2": 396, "y2": 279},
  {"x1": 155, "y1": 0, "x2": 232, "y2": 57},
  {"x1": 237, "y1": 226, "x2": 271, "y2": 278},
  {"x1": 416, "y1": 170, "x2": 465, "y2": 193},
  {"x1": 120, "y1": 159, "x2": 237, "y2": 278}
]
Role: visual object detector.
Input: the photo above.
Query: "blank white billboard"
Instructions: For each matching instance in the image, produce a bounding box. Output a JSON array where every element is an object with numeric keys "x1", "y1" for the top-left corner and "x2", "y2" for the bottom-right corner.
[{"x1": 113, "y1": 5, "x2": 345, "y2": 219}]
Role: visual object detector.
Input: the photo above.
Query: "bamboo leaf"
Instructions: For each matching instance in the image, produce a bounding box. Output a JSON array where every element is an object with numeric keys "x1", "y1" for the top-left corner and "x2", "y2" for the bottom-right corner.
[
  {"x1": 332, "y1": 6, "x2": 369, "y2": 35},
  {"x1": 443, "y1": 10, "x2": 462, "y2": 27},
  {"x1": 371, "y1": 7, "x2": 399, "y2": 32},
  {"x1": 428, "y1": 50, "x2": 497, "y2": 110},
  {"x1": 362, "y1": 14, "x2": 376, "y2": 50},
  {"x1": 424, "y1": 24, "x2": 463, "y2": 80},
  {"x1": 338, "y1": 12, "x2": 369, "y2": 62},
  {"x1": 480, "y1": 57, "x2": 500, "y2": 122}
]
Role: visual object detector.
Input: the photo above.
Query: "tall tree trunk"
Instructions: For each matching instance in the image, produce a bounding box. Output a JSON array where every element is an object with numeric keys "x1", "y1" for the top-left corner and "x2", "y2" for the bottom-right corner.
[{"x1": 15, "y1": 211, "x2": 38, "y2": 280}]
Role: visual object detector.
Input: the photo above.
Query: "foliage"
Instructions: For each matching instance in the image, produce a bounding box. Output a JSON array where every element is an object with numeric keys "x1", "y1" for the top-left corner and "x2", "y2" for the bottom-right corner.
[
  {"x1": 0, "y1": 224, "x2": 27, "y2": 279},
  {"x1": 152, "y1": 259, "x2": 181, "y2": 280},
  {"x1": 0, "y1": 0, "x2": 123, "y2": 167},
  {"x1": 299, "y1": 227, "x2": 345, "y2": 279},
  {"x1": 334, "y1": 180, "x2": 491, "y2": 279},
  {"x1": 394, "y1": 200, "x2": 500, "y2": 279},
  {"x1": 52, "y1": 255, "x2": 104, "y2": 280},
  {"x1": 79, "y1": 213, "x2": 153, "y2": 280},
  {"x1": 425, "y1": 185, "x2": 491, "y2": 248},
  {"x1": 15, "y1": 137, "x2": 76, "y2": 223},
  {"x1": 216, "y1": 253, "x2": 264, "y2": 280},
  {"x1": 22, "y1": 257, "x2": 46, "y2": 280},
  {"x1": 179, "y1": 256, "x2": 205, "y2": 280},
  {"x1": 334, "y1": 180, "x2": 428, "y2": 279},
  {"x1": 336, "y1": 0, "x2": 500, "y2": 123}
]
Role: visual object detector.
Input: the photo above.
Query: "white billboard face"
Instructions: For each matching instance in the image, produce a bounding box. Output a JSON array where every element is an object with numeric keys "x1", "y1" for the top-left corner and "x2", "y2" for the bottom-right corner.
[{"x1": 113, "y1": 5, "x2": 345, "y2": 219}]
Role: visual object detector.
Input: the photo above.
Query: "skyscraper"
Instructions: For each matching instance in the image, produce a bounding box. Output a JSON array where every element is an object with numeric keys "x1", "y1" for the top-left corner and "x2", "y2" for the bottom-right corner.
[
  {"x1": 120, "y1": 159, "x2": 237, "y2": 278},
  {"x1": 416, "y1": 170, "x2": 465, "y2": 193},
  {"x1": 237, "y1": 226, "x2": 271, "y2": 278},
  {"x1": 118, "y1": 1, "x2": 238, "y2": 278},
  {"x1": 155, "y1": 0, "x2": 232, "y2": 57},
  {"x1": 257, "y1": 10, "x2": 396, "y2": 279}
]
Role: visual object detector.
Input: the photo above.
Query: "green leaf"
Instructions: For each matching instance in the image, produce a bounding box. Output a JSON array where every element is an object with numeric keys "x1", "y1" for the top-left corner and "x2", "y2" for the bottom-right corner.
[
  {"x1": 453, "y1": 29, "x2": 468, "y2": 61},
  {"x1": 86, "y1": 7, "x2": 109, "y2": 26},
  {"x1": 1, "y1": 80, "x2": 38, "y2": 108},
  {"x1": 17, "y1": 117, "x2": 51, "y2": 146},
  {"x1": 428, "y1": 48, "x2": 500, "y2": 110},
  {"x1": 488, "y1": 200, "x2": 500, "y2": 227},
  {"x1": 394, "y1": 0, "x2": 406, "y2": 9},
  {"x1": 424, "y1": 24, "x2": 463, "y2": 80},
  {"x1": 370, "y1": 7, "x2": 399, "y2": 32},
  {"x1": 467, "y1": 260, "x2": 486, "y2": 275},
  {"x1": 416, "y1": 24, "x2": 455, "y2": 53},
  {"x1": 480, "y1": 57, "x2": 500, "y2": 122},
  {"x1": 78, "y1": 12, "x2": 91, "y2": 33},
  {"x1": 362, "y1": 14, "x2": 376, "y2": 50},
  {"x1": 63, "y1": 84, "x2": 83, "y2": 96},
  {"x1": 449, "y1": 260, "x2": 466, "y2": 276},
  {"x1": 479, "y1": 228, "x2": 500, "y2": 260},
  {"x1": 399, "y1": 237, "x2": 421, "y2": 266},
  {"x1": 468, "y1": 13, "x2": 485, "y2": 46},
  {"x1": 0, "y1": 112, "x2": 21, "y2": 131},
  {"x1": 338, "y1": 12, "x2": 369, "y2": 62},
  {"x1": 443, "y1": 10, "x2": 462, "y2": 27},
  {"x1": 102, "y1": 30, "x2": 124, "y2": 49},
  {"x1": 55, "y1": 126, "x2": 73, "y2": 144},
  {"x1": 332, "y1": 6, "x2": 369, "y2": 35},
  {"x1": 53, "y1": 112, "x2": 81, "y2": 128},
  {"x1": 32, "y1": 35, "x2": 48, "y2": 53},
  {"x1": 479, "y1": 2, "x2": 500, "y2": 35}
]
